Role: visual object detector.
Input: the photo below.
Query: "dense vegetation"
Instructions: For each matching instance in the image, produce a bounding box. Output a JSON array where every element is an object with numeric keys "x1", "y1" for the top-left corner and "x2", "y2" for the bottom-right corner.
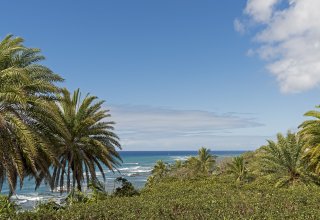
[
  {"x1": 2, "y1": 34, "x2": 320, "y2": 219},
  {"x1": 10, "y1": 142, "x2": 320, "y2": 219},
  {"x1": 11, "y1": 177, "x2": 320, "y2": 219}
]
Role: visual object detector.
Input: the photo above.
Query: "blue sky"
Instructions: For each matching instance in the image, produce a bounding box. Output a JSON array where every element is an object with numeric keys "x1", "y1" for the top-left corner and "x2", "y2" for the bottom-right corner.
[{"x1": 1, "y1": 0, "x2": 320, "y2": 150}]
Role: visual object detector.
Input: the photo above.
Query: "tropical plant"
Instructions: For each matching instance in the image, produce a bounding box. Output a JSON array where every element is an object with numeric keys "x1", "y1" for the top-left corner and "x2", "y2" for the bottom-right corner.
[
  {"x1": 186, "y1": 147, "x2": 216, "y2": 174},
  {"x1": 227, "y1": 156, "x2": 247, "y2": 182},
  {"x1": 88, "y1": 180, "x2": 107, "y2": 194},
  {"x1": 259, "y1": 132, "x2": 316, "y2": 187},
  {"x1": 35, "y1": 200, "x2": 63, "y2": 212},
  {"x1": 171, "y1": 160, "x2": 183, "y2": 170},
  {"x1": 36, "y1": 88, "x2": 121, "y2": 192},
  {"x1": 88, "y1": 180, "x2": 109, "y2": 202},
  {"x1": 0, "y1": 35, "x2": 62, "y2": 195},
  {"x1": 113, "y1": 177, "x2": 139, "y2": 197},
  {"x1": 151, "y1": 160, "x2": 168, "y2": 178},
  {"x1": 16, "y1": 176, "x2": 320, "y2": 219},
  {"x1": 65, "y1": 189, "x2": 89, "y2": 205},
  {"x1": 299, "y1": 106, "x2": 320, "y2": 174},
  {"x1": 0, "y1": 195, "x2": 17, "y2": 219},
  {"x1": 145, "y1": 175, "x2": 156, "y2": 188}
]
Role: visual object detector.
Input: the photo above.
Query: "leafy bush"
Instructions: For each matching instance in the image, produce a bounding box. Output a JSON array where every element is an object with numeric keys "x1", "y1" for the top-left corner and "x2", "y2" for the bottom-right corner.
[
  {"x1": 15, "y1": 176, "x2": 320, "y2": 219},
  {"x1": 113, "y1": 177, "x2": 139, "y2": 197},
  {"x1": 35, "y1": 200, "x2": 64, "y2": 212},
  {"x1": 0, "y1": 195, "x2": 17, "y2": 219},
  {"x1": 65, "y1": 189, "x2": 89, "y2": 205}
]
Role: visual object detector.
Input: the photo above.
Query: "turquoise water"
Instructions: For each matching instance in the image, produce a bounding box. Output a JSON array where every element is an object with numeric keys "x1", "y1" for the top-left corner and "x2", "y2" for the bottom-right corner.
[{"x1": 3, "y1": 151, "x2": 245, "y2": 209}]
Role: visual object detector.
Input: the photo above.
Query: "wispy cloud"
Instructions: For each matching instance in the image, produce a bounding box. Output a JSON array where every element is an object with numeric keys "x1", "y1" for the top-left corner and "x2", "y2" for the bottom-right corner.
[
  {"x1": 109, "y1": 105, "x2": 266, "y2": 150},
  {"x1": 234, "y1": 19, "x2": 245, "y2": 34},
  {"x1": 236, "y1": 0, "x2": 320, "y2": 93}
]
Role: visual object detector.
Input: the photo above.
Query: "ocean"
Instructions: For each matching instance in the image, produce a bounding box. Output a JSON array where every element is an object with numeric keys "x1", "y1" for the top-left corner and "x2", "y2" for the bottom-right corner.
[{"x1": 2, "y1": 151, "x2": 245, "y2": 209}]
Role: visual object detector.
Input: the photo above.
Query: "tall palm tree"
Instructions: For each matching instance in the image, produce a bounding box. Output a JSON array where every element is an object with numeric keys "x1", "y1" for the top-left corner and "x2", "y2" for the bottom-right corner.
[
  {"x1": 260, "y1": 132, "x2": 315, "y2": 187},
  {"x1": 37, "y1": 88, "x2": 121, "y2": 192},
  {"x1": 186, "y1": 147, "x2": 216, "y2": 174},
  {"x1": 299, "y1": 106, "x2": 320, "y2": 174},
  {"x1": 0, "y1": 35, "x2": 62, "y2": 195},
  {"x1": 151, "y1": 160, "x2": 167, "y2": 178},
  {"x1": 227, "y1": 156, "x2": 247, "y2": 182}
]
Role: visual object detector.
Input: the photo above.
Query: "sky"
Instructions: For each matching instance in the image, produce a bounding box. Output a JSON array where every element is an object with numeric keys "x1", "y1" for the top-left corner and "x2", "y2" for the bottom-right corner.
[{"x1": 1, "y1": 0, "x2": 320, "y2": 151}]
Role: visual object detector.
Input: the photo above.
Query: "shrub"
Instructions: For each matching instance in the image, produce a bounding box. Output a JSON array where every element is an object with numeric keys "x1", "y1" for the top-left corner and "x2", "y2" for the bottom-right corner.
[
  {"x1": 0, "y1": 195, "x2": 17, "y2": 219},
  {"x1": 15, "y1": 176, "x2": 320, "y2": 220},
  {"x1": 113, "y1": 177, "x2": 139, "y2": 197}
]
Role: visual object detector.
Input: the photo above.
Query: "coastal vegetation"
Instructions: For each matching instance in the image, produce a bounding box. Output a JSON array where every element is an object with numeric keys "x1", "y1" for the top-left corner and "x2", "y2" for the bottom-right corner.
[
  {"x1": 226, "y1": 156, "x2": 247, "y2": 182},
  {"x1": 36, "y1": 88, "x2": 122, "y2": 192},
  {"x1": 0, "y1": 35, "x2": 63, "y2": 195},
  {"x1": 2, "y1": 34, "x2": 320, "y2": 219},
  {"x1": 10, "y1": 177, "x2": 320, "y2": 219},
  {"x1": 0, "y1": 35, "x2": 121, "y2": 197},
  {"x1": 299, "y1": 106, "x2": 320, "y2": 174}
]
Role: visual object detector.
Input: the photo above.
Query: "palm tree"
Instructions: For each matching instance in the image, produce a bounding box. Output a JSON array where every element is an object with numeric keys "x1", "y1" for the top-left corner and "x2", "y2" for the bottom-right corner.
[
  {"x1": 0, "y1": 35, "x2": 62, "y2": 195},
  {"x1": 299, "y1": 106, "x2": 320, "y2": 174},
  {"x1": 151, "y1": 160, "x2": 167, "y2": 178},
  {"x1": 36, "y1": 88, "x2": 121, "y2": 192},
  {"x1": 260, "y1": 132, "x2": 315, "y2": 187},
  {"x1": 227, "y1": 156, "x2": 247, "y2": 182},
  {"x1": 171, "y1": 160, "x2": 183, "y2": 170},
  {"x1": 186, "y1": 147, "x2": 216, "y2": 174}
]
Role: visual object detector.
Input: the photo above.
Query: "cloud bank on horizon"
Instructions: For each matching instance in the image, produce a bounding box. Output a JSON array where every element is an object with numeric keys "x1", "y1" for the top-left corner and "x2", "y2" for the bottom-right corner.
[
  {"x1": 110, "y1": 105, "x2": 267, "y2": 151},
  {"x1": 236, "y1": 0, "x2": 320, "y2": 93}
]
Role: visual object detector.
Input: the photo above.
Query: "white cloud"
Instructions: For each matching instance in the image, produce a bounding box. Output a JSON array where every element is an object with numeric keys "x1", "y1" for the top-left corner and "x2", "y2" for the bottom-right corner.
[
  {"x1": 234, "y1": 19, "x2": 245, "y2": 34},
  {"x1": 245, "y1": 0, "x2": 280, "y2": 23},
  {"x1": 109, "y1": 105, "x2": 265, "y2": 150},
  {"x1": 238, "y1": 0, "x2": 320, "y2": 93}
]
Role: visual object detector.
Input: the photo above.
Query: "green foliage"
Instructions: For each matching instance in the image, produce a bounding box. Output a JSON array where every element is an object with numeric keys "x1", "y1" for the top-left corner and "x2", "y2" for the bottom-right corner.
[
  {"x1": 87, "y1": 180, "x2": 109, "y2": 202},
  {"x1": 113, "y1": 177, "x2": 139, "y2": 197},
  {"x1": 299, "y1": 105, "x2": 320, "y2": 174},
  {"x1": 147, "y1": 148, "x2": 216, "y2": 187},
  {"x1": 227, "y1": 156, "x2": 248, "y2": 182},
  {"x1": 36, "y1": 88, "x2": 122, "y2": 192},
  {"x1": 65, "y1": 189, "x2": 89, "y2": 205},
  {"x1": 259, "y1": 132, "x2": 317, "y2": 187},
  {"x1": 166, "y1": 160, "x2": 197, "y2": 179},
  {"x1": 15, "y1": 177, "x2": 320, "y2": 219},
  {"x1": 171, "y1": 160, "x2": 183, "y2": 170},
  {"x1": 0, "y1": 34, "x2": 63, "y2": 195},
  {"x1": 151, "y1": 160, "x2": 168, "y2": 178},
  {"x1": 35, "y1": 200, "x2": 63, "y2": 212},
  {"x1": 0, "y1": 35, "x2": 122, "y2": 196},
  {"x1": 186, "y1": 147, "x2": 216, "y2": 175},
  {"x1": 0, "y1": 195, "x2": 17, "y2": 219}
]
